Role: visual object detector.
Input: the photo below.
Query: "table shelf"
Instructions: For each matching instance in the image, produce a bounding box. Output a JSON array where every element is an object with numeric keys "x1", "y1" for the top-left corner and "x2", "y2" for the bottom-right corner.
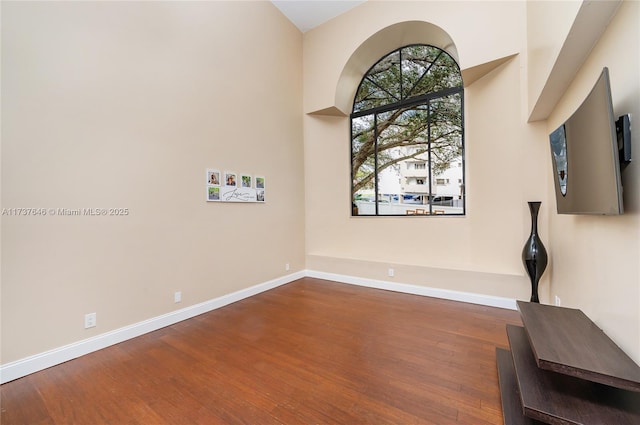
[{"x1": 497, "y1": 302, "x2": 640, "y2": 425}]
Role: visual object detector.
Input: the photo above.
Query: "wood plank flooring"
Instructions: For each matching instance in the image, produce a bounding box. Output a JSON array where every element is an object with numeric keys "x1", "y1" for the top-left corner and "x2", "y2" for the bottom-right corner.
[{"x1": 1, "y1": 277, "x2": 522, "y2": 424}]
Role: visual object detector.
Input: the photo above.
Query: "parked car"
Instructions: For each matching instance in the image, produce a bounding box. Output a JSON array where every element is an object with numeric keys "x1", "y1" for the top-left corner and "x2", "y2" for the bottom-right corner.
[{"x1": 431, "y1": 196, "x2": 454, "y2": 206}]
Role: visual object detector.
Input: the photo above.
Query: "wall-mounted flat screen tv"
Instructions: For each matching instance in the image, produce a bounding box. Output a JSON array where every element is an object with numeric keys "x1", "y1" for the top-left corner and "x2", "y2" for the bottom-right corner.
[{"x1": 549, "y1": 67, "x2": 624, "y2": 215}]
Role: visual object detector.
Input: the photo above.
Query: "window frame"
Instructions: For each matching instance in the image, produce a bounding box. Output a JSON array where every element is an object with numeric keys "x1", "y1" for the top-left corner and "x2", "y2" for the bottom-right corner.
[{"x1": 350, "y1": 44, "x2": 465, "y2": 217}]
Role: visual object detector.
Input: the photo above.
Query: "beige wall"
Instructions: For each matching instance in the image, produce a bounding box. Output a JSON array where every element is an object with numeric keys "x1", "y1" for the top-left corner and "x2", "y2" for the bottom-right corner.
[
  {"x1": 303, "y1": 0, "x2": 639, "y2": 364},
  {"x1": 526, "y1": 0, "x2": 622, "y2": 121},
  {"x1": 1, "y1": 1, "x2": 304, "y2": 363},
  {"x1": 544, "y1": 0, "x2": 640, "y2": 362},
  {"x1": 526, "y1": 0, "x2": 581, "y2": 116}
]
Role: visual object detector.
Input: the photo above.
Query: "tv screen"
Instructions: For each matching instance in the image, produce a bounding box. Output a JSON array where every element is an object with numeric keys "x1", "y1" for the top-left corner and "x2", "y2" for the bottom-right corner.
[{"x1": 549, "y1": 67, "x2": 624, "y2": 215}]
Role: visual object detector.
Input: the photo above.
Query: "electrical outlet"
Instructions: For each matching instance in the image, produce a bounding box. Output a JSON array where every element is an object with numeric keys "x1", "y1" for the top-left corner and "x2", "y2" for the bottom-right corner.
[
  {"x1": 388, "y1": 268, "x2": 395, "y2": 277},
  {"x1": 174, "y1": 291, "x2": 182, "y2": 303},
  {"x1": 84, "y1": 312, "x2": 96, "y2": 329},
  {"x1": 285, "y1": 263, "x2": 290, "y2": 271},
  {"x1": 554, "y1": 295, "x2": 561, "y2": 306}
]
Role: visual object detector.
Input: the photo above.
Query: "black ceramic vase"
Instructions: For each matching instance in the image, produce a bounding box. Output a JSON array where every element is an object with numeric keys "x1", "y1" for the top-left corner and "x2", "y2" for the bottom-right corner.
[{"x1": 521, "y1": 201, "x2": 548, "y2": 303}]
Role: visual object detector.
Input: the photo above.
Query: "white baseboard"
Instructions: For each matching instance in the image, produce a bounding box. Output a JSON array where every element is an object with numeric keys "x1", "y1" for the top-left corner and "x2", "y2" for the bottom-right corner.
[
  {"x1": 1, "y1": 269, "x2": 515, "y2": 384},
  {"x1": 305, "y1": 269, "x2": 517, "y2": 310},
  {"x1": 0, "y1": 271, "x2": 305, "y2": 384}
]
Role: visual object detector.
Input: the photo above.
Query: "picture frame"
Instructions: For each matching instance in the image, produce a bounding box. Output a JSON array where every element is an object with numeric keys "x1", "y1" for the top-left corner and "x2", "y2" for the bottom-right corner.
[
  {"x1": 206, "y1": 169, "x2": 220, "y2": 186},
  {"x1": 207, "y1": 186, "x2": 220, "y2": 202},
  {"x1": 240, "y1": 174, "x2": 252, "y2": 188},
  {"x1": 224, "y1": 171, "x2": 237, "y2": 187}
]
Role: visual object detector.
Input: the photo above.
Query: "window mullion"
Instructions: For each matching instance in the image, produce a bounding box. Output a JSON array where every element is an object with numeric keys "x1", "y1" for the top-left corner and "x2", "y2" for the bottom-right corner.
[
  {"x1": 399, "y1": 48, "x2": 403, "y2": 101},
  {"x1": 427, "y1": 100, "x2": 433, "y2": 215},
  {"x1": 374, "y1": 113, "x2": 379, "y2": 216},
  {"x1": 351, "y1": 86, "x2": 462, "y2": 119}
]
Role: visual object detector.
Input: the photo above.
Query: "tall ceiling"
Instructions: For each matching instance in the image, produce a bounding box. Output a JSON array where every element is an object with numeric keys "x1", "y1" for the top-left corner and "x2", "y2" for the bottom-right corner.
[{"x1": 271, "y1": 1, "x2": 366, "y2": 32}]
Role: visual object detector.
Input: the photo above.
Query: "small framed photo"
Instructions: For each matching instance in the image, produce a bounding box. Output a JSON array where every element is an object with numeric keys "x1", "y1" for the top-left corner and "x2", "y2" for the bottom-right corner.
[
  {"x1": 207, "y1": 186, "x2": 220, "y2": 201},
  {"x1": 240, "y1": 174, "x2": 252, "y2": 188},
  {"x1": 207, "y1": 169, "x2": 220, "y2": 186},
  {"x1": 255, "y1": 176, "x2": 265, "y2": 189},
  {"x1": 256, "y1": 189, "x2": 265, "y2": 202},
  {"x1": 224, "y1": 171, "x2": 237, "y2": 187}
]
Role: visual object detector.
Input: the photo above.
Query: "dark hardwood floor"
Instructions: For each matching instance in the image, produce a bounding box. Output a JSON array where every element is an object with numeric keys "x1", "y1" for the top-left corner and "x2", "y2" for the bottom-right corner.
[{"x1": 1, "y1": 277, "x2": 521, "y2": 424}]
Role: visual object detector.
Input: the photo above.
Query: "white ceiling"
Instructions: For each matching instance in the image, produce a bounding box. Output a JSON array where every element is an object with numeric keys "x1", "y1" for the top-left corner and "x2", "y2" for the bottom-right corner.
[{"x1": 271, "y1": 0, "x2": 366, "y2": 32}]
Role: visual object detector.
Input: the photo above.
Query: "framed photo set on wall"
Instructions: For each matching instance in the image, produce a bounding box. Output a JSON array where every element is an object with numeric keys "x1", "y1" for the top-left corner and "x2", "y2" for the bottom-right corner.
[{"x1": 206, "y1": 168, "x2": 265, "y2": 203}]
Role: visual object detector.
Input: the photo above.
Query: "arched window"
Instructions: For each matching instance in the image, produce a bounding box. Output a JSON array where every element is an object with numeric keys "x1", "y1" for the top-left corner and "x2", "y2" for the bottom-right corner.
[{"x1": 351, "y1": 45, "x2": 464, "y2": 216}]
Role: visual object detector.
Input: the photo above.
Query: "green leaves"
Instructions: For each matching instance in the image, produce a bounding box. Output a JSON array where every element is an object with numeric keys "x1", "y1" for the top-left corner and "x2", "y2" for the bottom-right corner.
[{"x1": 353, "y1": 45, "x2": 461, "y2": 114}]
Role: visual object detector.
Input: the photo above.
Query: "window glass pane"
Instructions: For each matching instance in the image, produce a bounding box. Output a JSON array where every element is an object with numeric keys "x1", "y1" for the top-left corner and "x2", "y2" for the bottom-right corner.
[
  {"x1": 352, "y1": 115, "x2": 376, "y2": 215},
  {"x1": 402, "y1": 46, "x2": 462, "y2": 99},
  {"x1": 432, "y1": 53, "x2": 463, "y2": 91},
  {"x1": 354, "y1": 51, "x2": 401, "y2": 113},
  {"x1": 429, "y1": 93, "x2": 464, "y2": 214},
  {"x1": 400, "y1": 45, "x2": 436, "y2": 99},
  {"x1": 376, "y1": 107, "x2": 430, "y2": 215}
]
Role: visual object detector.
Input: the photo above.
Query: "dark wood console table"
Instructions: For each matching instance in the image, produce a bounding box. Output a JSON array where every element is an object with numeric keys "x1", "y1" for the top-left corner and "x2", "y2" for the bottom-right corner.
[{"x1": 496, "y1": 301, "x2": 640, "y2": 425}]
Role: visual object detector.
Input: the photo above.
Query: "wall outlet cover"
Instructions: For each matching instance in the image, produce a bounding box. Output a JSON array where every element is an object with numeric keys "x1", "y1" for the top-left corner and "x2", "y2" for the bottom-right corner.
[{"x1": 84, "y1": 313, "x2": 97, "y2": 329}]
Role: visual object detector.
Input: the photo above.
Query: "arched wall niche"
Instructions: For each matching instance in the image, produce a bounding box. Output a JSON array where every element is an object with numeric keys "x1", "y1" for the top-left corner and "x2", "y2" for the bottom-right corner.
[
  {"x1": 308, "y1": 20, "x2": 517, "y2": 117},
  {"x1": 312, "y1": 20, "x2": 458, "y2": 117}
]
